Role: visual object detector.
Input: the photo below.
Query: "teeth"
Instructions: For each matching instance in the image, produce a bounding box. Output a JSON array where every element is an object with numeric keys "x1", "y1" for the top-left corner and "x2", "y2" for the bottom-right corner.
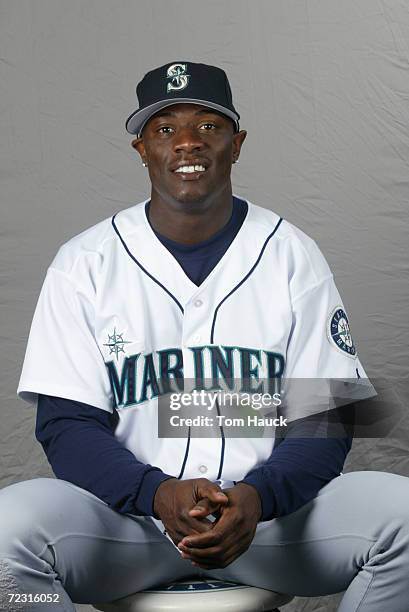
[{"x1": 175, "y1": 165, "x2": 206, "y2": 173}]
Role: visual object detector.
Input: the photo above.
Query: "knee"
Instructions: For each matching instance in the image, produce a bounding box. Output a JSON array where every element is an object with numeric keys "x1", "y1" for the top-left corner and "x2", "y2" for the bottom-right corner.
[
  {"x1": 0, "y1": 478, "x2": 58, "y2": 554},
  {"x1": 343, "y1": 471, "x2": 409, "y2": 520}
]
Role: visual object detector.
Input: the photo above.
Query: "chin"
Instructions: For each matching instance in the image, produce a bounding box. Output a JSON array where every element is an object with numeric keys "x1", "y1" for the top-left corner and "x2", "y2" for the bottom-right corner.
[{"x1": 173, "y1": 189, "x2": 209, "y2": 206}]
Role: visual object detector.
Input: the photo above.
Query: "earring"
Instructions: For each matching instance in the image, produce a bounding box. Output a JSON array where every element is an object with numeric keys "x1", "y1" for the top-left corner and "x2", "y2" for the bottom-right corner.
[
  {"x1": 233, "y1": 159, "x2": 239, "y2": 164},
  {"x1": 142, "y1": 161, "x2": 148, "y2": 167}
]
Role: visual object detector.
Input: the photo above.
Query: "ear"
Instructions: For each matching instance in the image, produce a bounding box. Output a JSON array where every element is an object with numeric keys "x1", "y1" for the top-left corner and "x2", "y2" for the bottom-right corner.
[
  {"x1": 232, "y1": 130, "x2": 247, "y2": 163},
  {"x1": 131, "y1": 137, "x2": 147, "y2": 165}
]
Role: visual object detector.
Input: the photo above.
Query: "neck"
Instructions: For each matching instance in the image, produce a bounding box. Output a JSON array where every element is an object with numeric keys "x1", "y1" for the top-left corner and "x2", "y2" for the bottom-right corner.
[{"x1": 148, "y1": 185, "x2": 233, "y2": 245}]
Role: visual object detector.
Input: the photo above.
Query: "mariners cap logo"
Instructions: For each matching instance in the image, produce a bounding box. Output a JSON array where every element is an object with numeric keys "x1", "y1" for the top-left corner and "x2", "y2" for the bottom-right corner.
[
  {"x1": 327, "y1": 307, "x2": 356, "y2": 357},
  {"x1": 166, "y1": 63, "x2": 190, "y2": 93}
]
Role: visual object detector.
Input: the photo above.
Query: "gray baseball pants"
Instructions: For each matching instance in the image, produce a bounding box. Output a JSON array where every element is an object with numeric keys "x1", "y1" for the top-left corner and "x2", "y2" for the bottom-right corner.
[{"x1": 0, "y1": 471, "x2": 409, "y2": 611}]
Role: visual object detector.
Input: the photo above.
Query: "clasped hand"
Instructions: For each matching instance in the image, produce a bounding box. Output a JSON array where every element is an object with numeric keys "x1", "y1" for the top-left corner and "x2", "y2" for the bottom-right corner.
[{"x1": 153, "y1": 478, "x2": 262, "y2": 569}]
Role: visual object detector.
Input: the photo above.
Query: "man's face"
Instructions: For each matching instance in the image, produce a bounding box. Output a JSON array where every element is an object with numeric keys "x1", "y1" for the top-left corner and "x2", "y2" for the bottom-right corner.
[{"x1": 132, "y1": 103, "x2": 246, "y2": 207}]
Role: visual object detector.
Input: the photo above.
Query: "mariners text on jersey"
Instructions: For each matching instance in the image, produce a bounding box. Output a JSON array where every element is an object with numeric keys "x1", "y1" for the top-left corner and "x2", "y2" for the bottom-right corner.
[{"x1": 105, "y1": 345, "x2": 285, "y2": 408}]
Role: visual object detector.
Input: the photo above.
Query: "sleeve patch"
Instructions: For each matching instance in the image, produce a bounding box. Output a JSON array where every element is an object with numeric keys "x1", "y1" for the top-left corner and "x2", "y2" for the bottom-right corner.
[{"x1": 327, "y1": 307, "x2": 357, "y2": 358}]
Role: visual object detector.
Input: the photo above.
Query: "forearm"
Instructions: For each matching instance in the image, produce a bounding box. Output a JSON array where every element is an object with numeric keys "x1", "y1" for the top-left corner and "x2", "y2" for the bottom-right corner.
[
  {"x1": 36, "y1": 394, "x2": 173, "y2": 516},
  {"x1": 242, "y1": 435, "x2": 352, "y2": 521}
]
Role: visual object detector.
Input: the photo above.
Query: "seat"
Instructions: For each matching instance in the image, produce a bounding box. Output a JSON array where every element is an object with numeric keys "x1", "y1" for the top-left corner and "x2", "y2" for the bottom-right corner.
[{"x1": 92, "y1": 577, "x2": 294, "y2": 611}]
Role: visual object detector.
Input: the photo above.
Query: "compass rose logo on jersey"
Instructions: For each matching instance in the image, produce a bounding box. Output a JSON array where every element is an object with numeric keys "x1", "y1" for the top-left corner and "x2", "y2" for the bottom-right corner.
[
  {"x1": 166, "y1": 63, "x2": 190, "y2": 92},
  {"x1": 103, "y1": 328, "x2": 132, "y2": 361},
  {"x1": 328, "y1": 307, "x2": 356, "y2": 357}
]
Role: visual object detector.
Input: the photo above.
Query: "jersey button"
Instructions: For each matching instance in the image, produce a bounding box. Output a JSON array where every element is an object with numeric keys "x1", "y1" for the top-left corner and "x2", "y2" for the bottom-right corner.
[
  {"x1": 194, "y1": 299, "x2": 203, "y2": 307},
  {"x1": 198, "y1": 465, "x2": 208, "y2": 474},
  {"x1": 192, "y1": 334, "x2": 201, "y2": 343}
]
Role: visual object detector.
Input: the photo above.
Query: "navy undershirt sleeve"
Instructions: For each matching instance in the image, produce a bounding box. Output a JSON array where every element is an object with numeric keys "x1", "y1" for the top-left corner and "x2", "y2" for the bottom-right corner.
[
  {"x1": 241, "y1": 434, "x2": 352, "y2": 521},
  {"x1": 36, "y1": 195, "x2": 352, "y2": 518},
  {"x1": 36, "y1": 394, "x2": 174, "y2": 516}
]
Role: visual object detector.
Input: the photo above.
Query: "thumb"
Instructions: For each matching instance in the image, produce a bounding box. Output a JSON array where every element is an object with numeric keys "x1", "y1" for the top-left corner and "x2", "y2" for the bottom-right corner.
[
  {"x1": 189, "y1": 495, "x2": 225, "y2": 518},
  {"x1": 196, "y1": 481, "x2": 229, "y2": 504},
  {"x1": 192, "y1": 482, "x2": 228, "y2": 515}
]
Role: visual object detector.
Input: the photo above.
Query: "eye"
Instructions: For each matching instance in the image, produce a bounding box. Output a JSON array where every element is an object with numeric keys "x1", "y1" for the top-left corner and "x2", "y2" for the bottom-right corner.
[
  {"x1": 199, "y1": 122, "x2": 217, "y2": 131},
  {"x1": 157, "y1": 126, "x2": 174, "y2": 134}
]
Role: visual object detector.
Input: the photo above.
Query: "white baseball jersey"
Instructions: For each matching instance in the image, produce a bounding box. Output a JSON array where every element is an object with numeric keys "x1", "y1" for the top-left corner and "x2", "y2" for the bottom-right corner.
[{"x1": 18, "y1": 198, "x2": 375, "y2": 482}]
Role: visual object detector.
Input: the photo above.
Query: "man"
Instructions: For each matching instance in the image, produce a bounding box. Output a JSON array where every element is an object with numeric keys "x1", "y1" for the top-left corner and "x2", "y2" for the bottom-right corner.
[{"x1": 1, "y1": 61, "x2": 409, "y2": 611}]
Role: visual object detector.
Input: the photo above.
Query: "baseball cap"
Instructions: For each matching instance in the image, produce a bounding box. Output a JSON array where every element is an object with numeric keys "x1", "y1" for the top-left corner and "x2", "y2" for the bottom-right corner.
[{"x1": 125, "y1": 61, "x2": 240, "y2": 136}]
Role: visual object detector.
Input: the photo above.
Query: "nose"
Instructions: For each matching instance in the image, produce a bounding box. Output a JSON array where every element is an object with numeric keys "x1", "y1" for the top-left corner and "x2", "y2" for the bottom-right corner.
[{"x1": 173, "y1": 126, "x2": 205, "y2": 154}]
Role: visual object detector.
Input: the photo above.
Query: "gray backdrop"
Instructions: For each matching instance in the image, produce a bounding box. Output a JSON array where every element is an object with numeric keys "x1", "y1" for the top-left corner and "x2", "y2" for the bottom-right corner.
[{"x1": 1, "y1": 1, "x2": 408, "y2": 610}]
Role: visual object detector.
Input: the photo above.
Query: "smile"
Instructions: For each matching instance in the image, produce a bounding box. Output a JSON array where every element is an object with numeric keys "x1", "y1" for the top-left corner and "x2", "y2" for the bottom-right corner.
[{"x1": 174, "y1": 165, "x2": 206, "y2": 174}]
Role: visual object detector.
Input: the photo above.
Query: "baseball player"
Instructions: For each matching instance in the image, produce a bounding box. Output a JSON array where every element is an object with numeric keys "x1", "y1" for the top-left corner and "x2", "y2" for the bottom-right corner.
[{"x1": 1, "y1": 61, "x2": 409, "y2": 611}]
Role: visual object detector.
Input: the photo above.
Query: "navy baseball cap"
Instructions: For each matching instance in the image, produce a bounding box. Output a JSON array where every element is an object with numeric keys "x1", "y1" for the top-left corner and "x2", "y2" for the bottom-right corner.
[{"x1": 125, "y1": 61, "x2": 240, "y2": 136}]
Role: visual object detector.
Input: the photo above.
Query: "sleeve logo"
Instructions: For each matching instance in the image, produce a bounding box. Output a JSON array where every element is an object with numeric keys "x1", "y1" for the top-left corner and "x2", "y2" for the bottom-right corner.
[
  {"x1": 327, "y1": 307, "x2": 356, "y2": 357},
  {"x1": 103, "y1": 328, "x2": 132, "y2": 360}
]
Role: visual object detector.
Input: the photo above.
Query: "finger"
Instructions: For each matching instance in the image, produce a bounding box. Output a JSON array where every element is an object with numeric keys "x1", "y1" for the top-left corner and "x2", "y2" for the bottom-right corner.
[
  {"x1": 189, "y1": 497, "x2": 222, "y2": 517},
  {"x1": 191, "y1": 553, "x2": 238, "y2": 570},
  {"x1": 181, "y1": 550, "x2": 224, "y2": 567},
  {"x1": 168, "y1": 514, "x2": 214, "y2": 544},
  {"x1": 182, "y1": 545, "x2": 240, "y2": 569},
  {"x1": 187, "y1": 483, "x2": 229, "y2": 521},
  {"x1": 179, "y1": 527, "x2": 236, "y2": 558},
  {"x1": 179, "y1": 511, "x2": 232, "y2": 548},
  {"x1": 182, "y1": 515, "x2": 215, "y2": 534},
  {"x1": 179, "y1": 529, "x2": 220, "y2": 549},
  {"x1": 179, "y1": 543, "x2": 222, "y2": 560},
  {"x1": 196, "y1": 482, "x2": 229, "y2": 506}
]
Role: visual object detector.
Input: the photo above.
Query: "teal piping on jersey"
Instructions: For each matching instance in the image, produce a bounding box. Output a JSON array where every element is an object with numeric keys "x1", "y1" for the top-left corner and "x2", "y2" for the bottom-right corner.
[
  {"x1": 210, "y1": 216, "x2": 283, "y2": 479},
  {"x1": 111, "y1": 213, "x2": 189, "y2": 478},
  {"x1": 111, "y1": 214, "x2": 184, "y2": 314},
  {"x1": 210, "y1": 217, "x2": 283, "y2": 342}
]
